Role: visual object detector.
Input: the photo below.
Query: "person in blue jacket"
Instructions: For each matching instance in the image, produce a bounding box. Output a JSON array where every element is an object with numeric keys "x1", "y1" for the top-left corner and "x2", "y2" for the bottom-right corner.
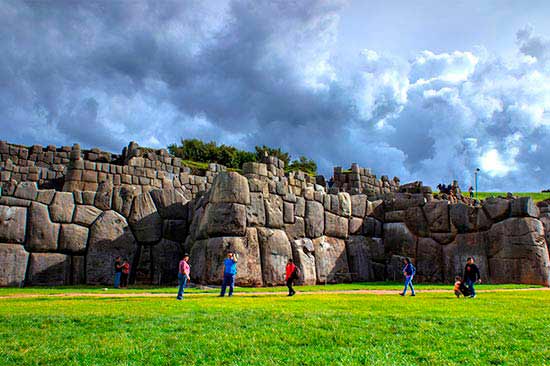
[
  {"x1": 399, "y1": 257, "x2": 416, "y2": 296},
  {"x1": 219, "y1": 251, "x2": 238, "y2": 297}
]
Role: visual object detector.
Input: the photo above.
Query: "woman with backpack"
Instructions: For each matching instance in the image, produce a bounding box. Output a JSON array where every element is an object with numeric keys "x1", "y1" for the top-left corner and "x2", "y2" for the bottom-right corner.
[
  {"x1": 285, "y1": 258, "x2": 299, "y2": 296},
  {"x1": 399, "y1": 257, "x2": 416, "y2": 297}
]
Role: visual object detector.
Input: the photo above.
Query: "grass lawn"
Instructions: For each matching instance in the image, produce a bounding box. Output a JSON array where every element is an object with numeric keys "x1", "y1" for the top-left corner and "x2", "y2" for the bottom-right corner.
[
  {"x1": 0, "y1": 282, "x2": 540, "y2": 296},
  {"x1": 1, "y1": 286, "x2": 549, "y2": 365},
  {"x1": 476, "y1": 192, "x2": 550, "y2": 202}
]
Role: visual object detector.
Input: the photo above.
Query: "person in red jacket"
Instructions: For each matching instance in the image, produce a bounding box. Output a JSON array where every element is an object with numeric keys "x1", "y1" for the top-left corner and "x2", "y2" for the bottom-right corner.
[
  {"x1": 285, "y1": 258, "x2": 298, "y2": 296},
  {"x1": 120, "y1": 259, "x2": 130, "y2": 288}
]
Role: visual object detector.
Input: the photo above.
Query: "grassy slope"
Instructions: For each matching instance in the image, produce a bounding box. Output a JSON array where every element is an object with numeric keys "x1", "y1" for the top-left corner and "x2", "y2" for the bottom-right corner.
[
  {"x1": 1, "y1": 288, "x2": 549, "y2": 365},
  {"x1": 476, "y1": 192, "x2": 550, "y2": 202}
]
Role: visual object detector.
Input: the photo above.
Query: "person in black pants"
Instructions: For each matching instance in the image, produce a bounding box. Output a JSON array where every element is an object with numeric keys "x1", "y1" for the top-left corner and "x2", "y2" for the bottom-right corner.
[
  {"x1": 285, "y1": 259, "x2": 298, "y2": 296},
  {"x1": 463, "y1": 257, "x2": 481, "y2": 298}
]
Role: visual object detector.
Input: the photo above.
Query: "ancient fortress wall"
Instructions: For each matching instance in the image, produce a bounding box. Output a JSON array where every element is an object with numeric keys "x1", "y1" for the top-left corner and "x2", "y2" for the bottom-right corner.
[{"x1": 0, "y1": 140, "x2": 548, "y2": 287}]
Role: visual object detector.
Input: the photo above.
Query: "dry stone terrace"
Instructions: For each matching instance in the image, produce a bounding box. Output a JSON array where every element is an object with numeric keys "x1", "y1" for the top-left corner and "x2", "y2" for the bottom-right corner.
[{"x1": 0, "y1": 140, "x2": 549, "y2": 287}]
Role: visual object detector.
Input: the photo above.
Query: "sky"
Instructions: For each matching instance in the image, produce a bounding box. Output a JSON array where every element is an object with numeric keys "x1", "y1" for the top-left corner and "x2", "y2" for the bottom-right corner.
[{"x1": 1, "y1": 0, "x2": 550, "y2": 191}]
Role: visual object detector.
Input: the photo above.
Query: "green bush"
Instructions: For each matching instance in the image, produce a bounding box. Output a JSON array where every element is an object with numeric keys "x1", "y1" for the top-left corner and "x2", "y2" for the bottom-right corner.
[{"x1": 168, "y1": 138, "x2": 317, "y2": 174}]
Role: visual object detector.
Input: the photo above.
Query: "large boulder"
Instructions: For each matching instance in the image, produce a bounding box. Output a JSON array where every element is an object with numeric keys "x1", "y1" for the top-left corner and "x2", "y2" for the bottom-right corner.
[
  {"x1": 73, "y1": 205, "x2": 102, "y2": 227},
  {"x1": 348, "y1": 217, "x2": 363, "y2": 235},
  {"x1": 71, "y1": 255, "x2": 86, "y2": 285},
  {"x1": 350, "y1": 194, "x2": 367, "y2": 218},
  {"x1": 202, "y1": 229, "x2": 263, "y2": 286},
  {"x1": 149, "y1": 189, "x2": 188, "y2": 219},
  {"x1": 14, "y1": 182, "x2": 38, "y2": 201},
  {"x1": 0, "y1": 206, "x2": 27, "y2": 244},
  {"x1": 162, "y1": 219, "x2": 188, "y2": 242},
  {"x1": 442, "y1": 232, "x2": 488, "y2": 283},
  {"x1": 94, "y1": 182, "x2": 113, "y2": 211},
  {"x1": 189, "y1": 239, "x2": 208, "y2": 282},
  {"x1": 324, "y1": 212, "x2": 349, "y2": 239},
  {"x1": 246, "y1": 192, "x2": 266, "y2": 227},
  {"x1": 295, "y1": 196, "x2": 306, "y2": 217},
  {"x1": 487, "y1": 217, "x2": 549, "y2": 285},
  {"x1": 58, "y1": 224, "x2": 89, "y2": 254},
  {"x1": 257, "y1": 228, "x2": 292, "y2": 286},
  {"x1": 510, "y1": 197, "x2": 539, "y2": 218},
  {"x1": 128, "y1": 192, "x2": 162, "y2": 243},
  {"x1": 210, "y1": 172, "x2": 250, "y2": 205},
  {"x1": 152, "y1": 239, "x2": 183, "y2": 285},
  {"x1": 312, "y1": 236, "x2": 349, "y2": 283},
  {"x1": 450, "y1": 203, "x2": 476, "y2": 233},
  {"x1": 423, "y1": 200, "x2": 450, "y2": 232},
  {"x1": 362, "y1": 217, "x2": 383, "y2": 238},
  {"x1": 283, "y1": 202, "x2": 295, "y2": 224},
  {"x1": 291, "y1": 238, "x2": 317, "y2": 285},
  {"x1": 337, "y1": 192, "x2": 352, "y2": 217},
  {"x1": 385, "y1": 194, "x2": 426, "y2": 211},
  {"x1": 113, "y1": 186, "x2": 138, "y2": 218},
  {"x1": 26, "y1": 253, "x2": 71, "y2": 285},
  {"x1": 264, "y1": 195, "x2": 284, "y2": 228},
  {"x1": 49, "y1": 192, "x2": 75, "y2": 223},
  {"x1": 26, "y1": 202, "x2": 60, "y2": 252},
  {"x1": 346, "y1": 235, "x2": 374, "y2": 282},
  {"x1": 284, "y1": 217, "x2": 305, "y2": 240},
  {"x1": 198, "y1": 203, "x2": 246, "y2": 238},
  {"x1": 404, "y1": 206, "x2": 430, "y2": 237},
  {"x1": 415, "y1": 237, "x2": 443, "y2": 282},
  {"x1": 482, "y1": 197, "x2": 510, "y2": 221},
  {"x1": 305, "y1": 200, "x2": 324, "y2": 238},
  {"x1": 383, "y1": 222, "x2": 417, "y2": 259},
  {"x1": 0, "y1": 244, "x2": 29, "y2": 286},
  {"x1": 86, "y1": 210, "x2": 137, "y2": 284}
]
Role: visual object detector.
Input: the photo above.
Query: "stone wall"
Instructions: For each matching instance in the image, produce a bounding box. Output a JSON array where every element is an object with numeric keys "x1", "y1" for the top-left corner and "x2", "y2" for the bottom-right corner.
[
  {"x1": 187, "y1": 173, "x2": 550, "y2": 287},
  {"x1": 0, "y1": 140, "x2": 549, "y2": 287},
  {"x1": 331, "y1": 163, "x2": 400, "y2": 199}
]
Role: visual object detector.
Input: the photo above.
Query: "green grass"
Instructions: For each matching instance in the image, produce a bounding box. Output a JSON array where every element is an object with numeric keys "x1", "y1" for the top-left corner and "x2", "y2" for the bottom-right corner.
[
  {"x1": 476, "y1": 192, "x2": 550, "y2": 202},
  {"x1": 182, "y1": 159, "x2": 242, "y2": 174},
  {"x1": 0, "y1": 282, "x2": 539, "y2": 296},
  {"x1": 1, "y1": 286, "x2": 549, "y2": 365}
]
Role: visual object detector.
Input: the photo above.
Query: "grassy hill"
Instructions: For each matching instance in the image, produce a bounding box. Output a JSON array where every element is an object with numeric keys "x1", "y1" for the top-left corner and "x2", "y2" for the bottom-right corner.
[{"x1": 475, "y1": 192, "x2": 550, "y2": 203}]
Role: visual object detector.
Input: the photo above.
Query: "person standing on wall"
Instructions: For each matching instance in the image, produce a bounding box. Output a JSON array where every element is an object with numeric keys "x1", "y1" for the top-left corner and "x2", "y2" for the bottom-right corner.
[
  {"x1": 463, "y1": 257, "x2": 481, "y2": 298},
  {"x1": 114, "y1": 256, "x2": 123, "y2": 289},
  {"x1": 177, "y1": 254, "x2": 191, "y2": 300},
  {"x1": 285, "y1": 258, "x2": 298, "y2": 296},
  {"x1": 219, "y1": 251, "x2": 238, "y2": 297},
  {"x1": 399, "y1": 257, "x2": 416, "y2": 297}
]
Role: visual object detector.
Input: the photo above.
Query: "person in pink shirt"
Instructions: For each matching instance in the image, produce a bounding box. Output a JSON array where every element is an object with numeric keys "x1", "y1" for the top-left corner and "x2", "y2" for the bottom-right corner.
[{"x1": 177, "y1": 254, "x2": 191, "y2": 300}]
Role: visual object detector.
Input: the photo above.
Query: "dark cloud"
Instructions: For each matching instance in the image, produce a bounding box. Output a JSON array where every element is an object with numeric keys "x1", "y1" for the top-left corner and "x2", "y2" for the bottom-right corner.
[{"x1": 1, "y1": 0, "x2": 550, "y2": 191}]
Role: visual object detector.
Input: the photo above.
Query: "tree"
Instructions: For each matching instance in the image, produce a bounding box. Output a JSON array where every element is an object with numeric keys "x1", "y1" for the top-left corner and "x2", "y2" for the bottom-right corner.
[
  {"x1": 168, "y1": 138, "x2": 317, "y2": 173},
  {"x1": 288, "y1": 156, "x2": 317, "y2": 175}
]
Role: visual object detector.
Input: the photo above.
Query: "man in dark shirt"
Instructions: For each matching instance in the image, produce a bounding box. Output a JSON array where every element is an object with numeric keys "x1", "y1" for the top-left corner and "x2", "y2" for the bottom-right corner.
[{"x1": 463, "y1": 257, "x2": 481, "y2": 298}]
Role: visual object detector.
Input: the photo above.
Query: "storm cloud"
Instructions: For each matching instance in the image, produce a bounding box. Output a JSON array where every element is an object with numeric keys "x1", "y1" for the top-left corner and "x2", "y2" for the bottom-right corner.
[{"x1": 1, "y1": 0, "x2": 550, "y2": 191}]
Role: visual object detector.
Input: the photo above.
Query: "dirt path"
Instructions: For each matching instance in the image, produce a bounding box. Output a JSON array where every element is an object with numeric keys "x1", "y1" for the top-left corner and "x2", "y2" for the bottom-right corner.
[{"x1": 1, "y1": 287, "x2": 548, "y2": 299}]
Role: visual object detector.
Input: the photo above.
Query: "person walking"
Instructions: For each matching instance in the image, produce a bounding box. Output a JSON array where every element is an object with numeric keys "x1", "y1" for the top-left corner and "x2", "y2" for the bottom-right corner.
[
  {"x1": 219, "y1": 251, "x2": 237, "y2": 297},
  {"x1": 399, "y1": 257, "x2": 416, "y2": 296},
  {"x1": 120, "y1": 259, "x2": 130, "y2": 288},
  {"x1": 463, "y1": 257, "x2": 481, "y2": 298},
  {"x1": 285, "y1": 259, "x2": 298, "y2": 296},
  {"x1": 114, "y1": 256, "x2": 122, "y2": 289},
  {"x1": 177, "y1": 254, "x2": 191, "y2": 300}
]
